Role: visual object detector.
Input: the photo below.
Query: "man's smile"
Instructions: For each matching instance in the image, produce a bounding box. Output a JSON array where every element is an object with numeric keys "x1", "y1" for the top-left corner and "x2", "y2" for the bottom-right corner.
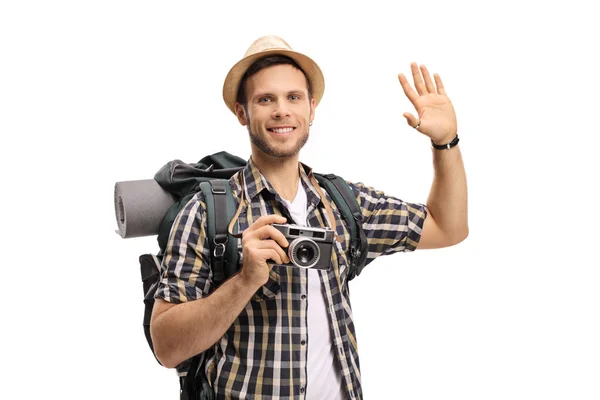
[{"x1": 267, "y1": 126, "x2": 296, "y2": 135}]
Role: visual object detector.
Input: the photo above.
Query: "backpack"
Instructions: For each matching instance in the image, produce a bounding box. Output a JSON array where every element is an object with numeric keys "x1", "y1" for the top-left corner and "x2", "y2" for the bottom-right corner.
[{"x1": 139, "y1": 151, "x2": 368, "y2": 399}]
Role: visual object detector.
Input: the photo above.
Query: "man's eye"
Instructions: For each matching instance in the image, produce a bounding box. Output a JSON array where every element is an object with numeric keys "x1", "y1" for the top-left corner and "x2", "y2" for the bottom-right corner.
[
  {"x1": 259, "y1": 97, "x2": 271, "y2": 103},
  {"x1": 289, "y1": 95, "x2": 300, "y2": 100}
]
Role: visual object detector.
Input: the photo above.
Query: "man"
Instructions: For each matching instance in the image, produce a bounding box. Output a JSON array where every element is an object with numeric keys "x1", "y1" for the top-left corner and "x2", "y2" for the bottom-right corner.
[{"x1": 150, "y1": 35, "x2": 468, "y2": 399}]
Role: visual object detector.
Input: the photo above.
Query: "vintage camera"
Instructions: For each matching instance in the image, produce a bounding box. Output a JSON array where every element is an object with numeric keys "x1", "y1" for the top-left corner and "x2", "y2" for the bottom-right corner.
[{"x1": 271, "y1": 224, "x2": 334, "y2": 270}]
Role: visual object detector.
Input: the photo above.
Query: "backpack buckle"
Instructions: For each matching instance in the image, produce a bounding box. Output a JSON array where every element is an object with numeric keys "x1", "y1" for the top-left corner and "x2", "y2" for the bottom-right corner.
[
  {"x1": 350, "y1": 245, "x2": 357, "y2": 259},
  {"x1": 213, "y1": 235, "x2": 228, "y2": 258},
  {"x1": 214, "y1": 242, "x2": 226, "y2": 258},
  {"x1": 211, "y1": 182, "x2": 227, "y2": 194},
  {"x1": 352, "y1": 212, "x2": 363, "y2": 224}
]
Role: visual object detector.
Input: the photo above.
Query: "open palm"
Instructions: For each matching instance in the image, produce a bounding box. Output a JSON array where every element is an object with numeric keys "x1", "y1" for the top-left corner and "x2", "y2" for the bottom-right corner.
[{"x1": 398, "y1": 63, "x2": 457, "y2": 144}]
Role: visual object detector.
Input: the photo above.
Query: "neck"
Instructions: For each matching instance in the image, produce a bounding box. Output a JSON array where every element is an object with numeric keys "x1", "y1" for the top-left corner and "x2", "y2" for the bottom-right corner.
[{"x1": 250, "y1": 150, "x2": 300, "y2": 202}]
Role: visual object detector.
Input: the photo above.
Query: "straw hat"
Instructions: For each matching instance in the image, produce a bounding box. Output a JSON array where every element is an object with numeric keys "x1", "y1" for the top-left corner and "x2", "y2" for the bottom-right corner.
[{"x1": 222, "y1": 35, "x2": 325, "y2": 114}]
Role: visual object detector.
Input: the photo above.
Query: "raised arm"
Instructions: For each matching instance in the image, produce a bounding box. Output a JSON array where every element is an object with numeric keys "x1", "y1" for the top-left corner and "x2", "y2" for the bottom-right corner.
[{"x1": 398, "y1": 63, "x2": 468, "y2": 249}]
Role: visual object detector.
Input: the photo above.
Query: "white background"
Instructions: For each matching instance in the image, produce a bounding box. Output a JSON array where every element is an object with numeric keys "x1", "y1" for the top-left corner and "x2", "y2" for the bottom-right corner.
[{"x1": 1, "y1": 1, "x2": 599, "y2": 399}]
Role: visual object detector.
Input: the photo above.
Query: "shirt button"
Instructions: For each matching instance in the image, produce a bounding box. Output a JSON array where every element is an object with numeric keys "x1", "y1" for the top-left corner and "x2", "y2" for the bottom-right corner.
[
  {"x1": 301, "y1": 340, "x2": 306, "y2": 346},
  {"x1": 300, "y1": 387, "x2": 305, "y2": 394},
  {"x1": 301, "y1": 294, "x2": 306, "y2": 300}
]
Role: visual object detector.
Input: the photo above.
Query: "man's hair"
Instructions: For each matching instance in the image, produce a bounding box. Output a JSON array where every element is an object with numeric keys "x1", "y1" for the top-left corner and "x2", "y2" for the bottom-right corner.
[{"x1": 235, "y1": 55, "x2": 313, "y2": 109}]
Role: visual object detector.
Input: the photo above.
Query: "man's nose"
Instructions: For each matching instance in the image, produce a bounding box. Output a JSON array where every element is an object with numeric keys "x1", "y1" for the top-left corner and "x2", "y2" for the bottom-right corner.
[{"x1": 272, "y1": 99, "x2": 291, "y2": 119}]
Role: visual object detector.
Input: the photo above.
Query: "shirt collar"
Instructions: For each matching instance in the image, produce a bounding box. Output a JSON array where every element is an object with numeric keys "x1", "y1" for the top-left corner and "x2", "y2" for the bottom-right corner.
[{"x1": 237, "y1": 157, "x2": 322, "y2": 207}]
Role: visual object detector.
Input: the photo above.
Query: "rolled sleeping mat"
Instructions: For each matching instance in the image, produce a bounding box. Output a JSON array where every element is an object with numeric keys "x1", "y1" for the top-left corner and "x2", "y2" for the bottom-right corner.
[{"x1": 114, "y1": 180, "x2": 175, "y2": 238}]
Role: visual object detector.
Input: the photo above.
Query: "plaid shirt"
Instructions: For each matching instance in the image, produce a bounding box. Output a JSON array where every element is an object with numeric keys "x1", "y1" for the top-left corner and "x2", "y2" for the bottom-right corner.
[{"x1": 156, "y1": 158, "x2": 427, "y2": 399}]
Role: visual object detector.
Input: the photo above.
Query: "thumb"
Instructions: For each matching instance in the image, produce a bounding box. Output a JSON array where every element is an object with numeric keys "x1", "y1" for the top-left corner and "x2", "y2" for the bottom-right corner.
[{"x1": 403, "y1": 112, "x2": 418, "y2": 128}]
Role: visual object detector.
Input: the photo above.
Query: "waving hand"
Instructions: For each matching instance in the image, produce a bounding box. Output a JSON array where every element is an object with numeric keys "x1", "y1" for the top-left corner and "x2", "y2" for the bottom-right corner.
[{"x1": 398, "y1": 63, "x2": 457, "y2": 144}]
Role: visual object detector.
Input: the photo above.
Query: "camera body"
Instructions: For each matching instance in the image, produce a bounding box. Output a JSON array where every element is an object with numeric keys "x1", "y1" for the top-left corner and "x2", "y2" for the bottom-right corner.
[{"x1": 271, "y1": 223, "x2": 334, "y2": 270}]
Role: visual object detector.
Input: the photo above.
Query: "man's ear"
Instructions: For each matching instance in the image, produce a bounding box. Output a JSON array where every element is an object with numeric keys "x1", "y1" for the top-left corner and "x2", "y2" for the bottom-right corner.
[
  {"x1": 309, "y1": 97, "x2": 316, "y2": 123},
  {"x1": 234, "y1": 103, "x2": 248, "y2": 126}
]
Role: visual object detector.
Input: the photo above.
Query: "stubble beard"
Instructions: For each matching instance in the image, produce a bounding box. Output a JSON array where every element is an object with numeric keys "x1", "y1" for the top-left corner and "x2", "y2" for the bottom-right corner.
[{"x1": 247, "y1": 124, "x2": 310, "y2": 158}]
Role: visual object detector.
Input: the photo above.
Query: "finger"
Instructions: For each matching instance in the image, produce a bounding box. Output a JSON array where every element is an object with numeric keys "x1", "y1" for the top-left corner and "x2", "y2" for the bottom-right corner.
[
  {"x1": 434, "y1": 73, "x2": 446, "y2": 96},
  {"x1": 397, "y1": 73, "x2": 419, "y2": 106},
  {"x1": 411, "y1": 62, "x2": 427, "y2": 96},
  {"x1": 253, "y1": 238, "x2": 291, "y2": 263},
  {"x1": 420, "y1": 64, "x2": 436, "y2": 94},
  {"x1": 249, "y1": 246, "x2": 283, "y2": 266},
  {"x1": 403, "y1": 112, "x2": 419, "y2": 129},
  {"x1": 265, "y1": 225, "x2": 290, "y2": 248},
  {"x1": 252, "y1": 225, "x2": 289, "y2": 248},
  {"x1": 264, "y1": 249, "x2": 285, "y2": 265},
  {"x1": 245, "y1": 214, "x2": 287, "y2": 233},
  {"x1": 243, "y1": 225, "x2": 290, "y2": 253},
  {"x1": 272, "y1": 243, "x2": 291, "y2": 264}
]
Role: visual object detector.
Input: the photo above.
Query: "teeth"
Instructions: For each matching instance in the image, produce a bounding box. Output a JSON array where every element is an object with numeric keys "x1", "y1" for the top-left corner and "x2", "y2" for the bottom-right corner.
[{"x1": 272, "y1": 127, "x2": 293, "y2": 133}]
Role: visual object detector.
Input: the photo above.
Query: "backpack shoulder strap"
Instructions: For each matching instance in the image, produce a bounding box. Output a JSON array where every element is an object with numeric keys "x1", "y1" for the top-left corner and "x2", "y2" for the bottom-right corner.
[
  {"x1": 199, "y1": 180, "x2": 239, "y2": 286},
  {"x1": 177, "y1": 180, "x2": 236, "y2": 400},
  {"x1": 314, "y1": 173, "x2": 368, "y2": 280},
  {"x1": 139, "y1": 253, "x2": 163, "y2": 365},
  {"x1": 180, "y1": 353, "x2": 214, "y2": 400}
]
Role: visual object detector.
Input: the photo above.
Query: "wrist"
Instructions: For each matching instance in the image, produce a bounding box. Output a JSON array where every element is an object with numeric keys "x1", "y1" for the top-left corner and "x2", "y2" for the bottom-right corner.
[
  {"x1": 431, "y1": 134, "x2": 459, "y2": 150},
  {"x1": 238, "y1": 266, "x2": 267, "y2": 291}
]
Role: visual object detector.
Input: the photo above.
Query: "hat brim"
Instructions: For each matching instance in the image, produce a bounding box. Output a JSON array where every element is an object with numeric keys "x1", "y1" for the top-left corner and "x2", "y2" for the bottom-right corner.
[{"x1": 223, "y1": 49, "x2": 324, "y2": 114}]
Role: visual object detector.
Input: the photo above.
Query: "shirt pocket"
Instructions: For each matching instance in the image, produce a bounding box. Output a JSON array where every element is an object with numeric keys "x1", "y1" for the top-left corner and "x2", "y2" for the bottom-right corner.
[{"x1": 252, "y1": 267, "x2": 281, "y2": 302}]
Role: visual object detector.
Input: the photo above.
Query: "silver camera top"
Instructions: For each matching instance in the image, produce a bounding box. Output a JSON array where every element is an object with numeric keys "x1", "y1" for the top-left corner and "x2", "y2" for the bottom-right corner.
[{"x1": 271, "y1": 223, "x2": 334, "y2": 242}]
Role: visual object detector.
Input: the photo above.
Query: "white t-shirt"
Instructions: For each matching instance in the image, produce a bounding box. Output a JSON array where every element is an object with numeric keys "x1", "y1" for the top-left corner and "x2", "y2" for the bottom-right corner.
[{"x1": 280, "y1": 179, "x2": 345, "y2": 399}]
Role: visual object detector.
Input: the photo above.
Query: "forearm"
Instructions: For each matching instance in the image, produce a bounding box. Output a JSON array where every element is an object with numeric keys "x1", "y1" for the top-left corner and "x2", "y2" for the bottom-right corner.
[
  {"x1": 151, "y1": 272, "x2": 259, "y2": 368},
  {"x1": 426, "y1": 142, "x2": 469, "y2": 244}
]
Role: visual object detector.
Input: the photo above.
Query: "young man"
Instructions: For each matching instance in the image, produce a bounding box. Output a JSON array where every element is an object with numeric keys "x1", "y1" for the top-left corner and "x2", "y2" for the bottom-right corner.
[{"x1": 150, "y1": 36, "x2": 468, "y2": 399}]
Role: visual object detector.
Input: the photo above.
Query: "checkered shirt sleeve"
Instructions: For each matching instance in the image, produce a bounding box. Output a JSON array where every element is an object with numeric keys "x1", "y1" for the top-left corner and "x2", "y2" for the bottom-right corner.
[
  {"x1": 349, "y1": 181, "x2": 428, "y2": 264},
  {"x1": 155, "y1": 192, "x2": 214, "y2": 303}
]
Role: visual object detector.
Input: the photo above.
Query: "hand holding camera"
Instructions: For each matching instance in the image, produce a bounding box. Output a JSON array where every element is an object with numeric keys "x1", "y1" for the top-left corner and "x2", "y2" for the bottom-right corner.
[
  {"x1": 240, "y1": 215, "x2": 335, "y2": 289},
  {"x1": 240, "y1": 215, "x2": 291, "y2": 289}
]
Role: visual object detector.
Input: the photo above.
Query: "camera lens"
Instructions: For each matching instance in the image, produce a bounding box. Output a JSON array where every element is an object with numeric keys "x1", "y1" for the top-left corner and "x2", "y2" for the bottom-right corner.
[
  {"x1": 297, "y1": 247, "x2": 313, "y2": 263},
  {"x1": 288, "y1": 238, "x2": 320, "y2": 269}
]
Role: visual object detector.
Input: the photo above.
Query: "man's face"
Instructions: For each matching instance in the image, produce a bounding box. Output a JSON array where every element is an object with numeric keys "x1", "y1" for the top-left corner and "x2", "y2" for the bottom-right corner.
[{"x1": 235, "y1": 64, "x2": 315, "y2": 159}]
